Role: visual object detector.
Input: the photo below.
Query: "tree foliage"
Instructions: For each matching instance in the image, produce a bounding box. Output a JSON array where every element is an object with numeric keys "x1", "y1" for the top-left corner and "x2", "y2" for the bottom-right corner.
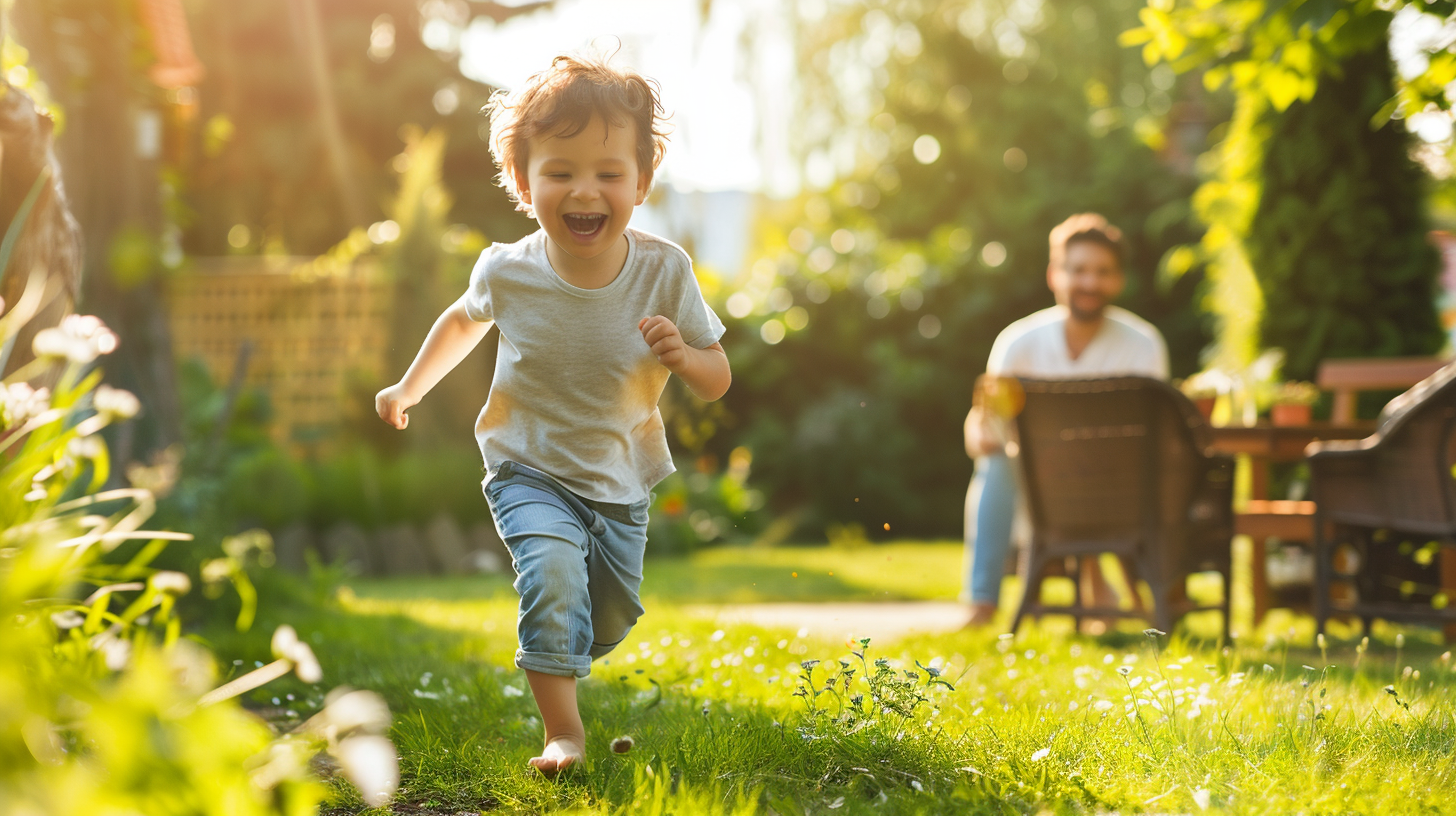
[
  {"x1": 1126, "y1": 0, "x2": 1448, "y2": 370},
  {"x1": 722, "y1": 0, "x2": 1212, "y2": 538},
  {"x1": 1247, "y1": 45, "x2": 1444, "y2": 379}
]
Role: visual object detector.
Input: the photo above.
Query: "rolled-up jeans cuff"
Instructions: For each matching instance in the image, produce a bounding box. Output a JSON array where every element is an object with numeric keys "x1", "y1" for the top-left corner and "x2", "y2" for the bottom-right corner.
[
  {"x1": 588, "y1": 634, "x2": 628, "y2": 660},
  {"x1": 516, "y1": 649, "x2": 592, "y2": 678}
]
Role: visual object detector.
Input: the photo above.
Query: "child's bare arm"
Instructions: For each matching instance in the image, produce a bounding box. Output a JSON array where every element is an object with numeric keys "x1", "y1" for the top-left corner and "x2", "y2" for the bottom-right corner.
[
  {"x1": 376, "y1": 295, "x2": 494, "y2": 429},
  {"x1": 638, "y1": 315, "x2": 731, "y2": 402}
]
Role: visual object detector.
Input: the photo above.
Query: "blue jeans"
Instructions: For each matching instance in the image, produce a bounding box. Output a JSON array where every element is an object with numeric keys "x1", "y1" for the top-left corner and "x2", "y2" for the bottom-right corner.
[
  {"x1": 483, "y1": 460, "x2": 650, "y2": 678},
  {"x1": 963, "y1": 454, "x2": 1018, "y2": 605}
]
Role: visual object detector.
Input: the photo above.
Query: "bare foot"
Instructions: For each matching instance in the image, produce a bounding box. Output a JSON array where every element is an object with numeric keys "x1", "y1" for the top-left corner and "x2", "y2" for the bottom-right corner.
[
  {"x1": 963, "y1": 602, "x2": 999, "y2": 628},
  {"x1": 529, "y1": 735, "x2": 584, "y2": 778}
]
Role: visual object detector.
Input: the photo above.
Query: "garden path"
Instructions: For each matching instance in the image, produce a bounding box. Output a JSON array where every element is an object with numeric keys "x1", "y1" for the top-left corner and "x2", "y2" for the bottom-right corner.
[{"x1": 685, "y1": 601, "x2": 970, "y2": 644}]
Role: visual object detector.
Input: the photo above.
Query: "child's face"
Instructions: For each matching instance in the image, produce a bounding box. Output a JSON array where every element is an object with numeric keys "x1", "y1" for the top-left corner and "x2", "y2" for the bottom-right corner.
[{"x1": 520, "y1": 116, "x2": 650, "y2": 266}]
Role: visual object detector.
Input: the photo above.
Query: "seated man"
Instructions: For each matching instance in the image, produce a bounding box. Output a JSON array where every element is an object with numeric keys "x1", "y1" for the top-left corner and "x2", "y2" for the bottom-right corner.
[{"x1": 963, "y1": 213, "x2": 1168, "y2": 626}]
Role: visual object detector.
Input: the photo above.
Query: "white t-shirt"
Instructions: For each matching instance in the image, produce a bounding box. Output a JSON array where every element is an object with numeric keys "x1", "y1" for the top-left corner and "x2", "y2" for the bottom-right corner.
[
  {"x1": 986, "y1": 305, "x2": 1168, "y2": 381},
  {"x1": 462, "y1": 228, "x2": 725, "y2": 504}
]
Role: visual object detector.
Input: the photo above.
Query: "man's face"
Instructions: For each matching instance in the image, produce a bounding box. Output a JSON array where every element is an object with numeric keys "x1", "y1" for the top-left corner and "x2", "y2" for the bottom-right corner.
[
  {"x1": 1047, "y1": 240, "x2": 1124, "y2": 322},
  {"x1": 519, "y1": 115, "x2": 650, "y2": 266}
]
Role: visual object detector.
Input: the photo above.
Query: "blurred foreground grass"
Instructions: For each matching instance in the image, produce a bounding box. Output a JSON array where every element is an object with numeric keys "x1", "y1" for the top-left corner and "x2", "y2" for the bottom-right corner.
[{"x1": 208, "y1": 542, "x2": 1456, "y2": 815}]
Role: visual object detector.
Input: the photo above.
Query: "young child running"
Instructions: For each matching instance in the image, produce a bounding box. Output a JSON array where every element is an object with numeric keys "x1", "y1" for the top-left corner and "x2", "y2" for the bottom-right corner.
[{"x1": 374, "y1": 54, "x2": 730, "y2": 776}]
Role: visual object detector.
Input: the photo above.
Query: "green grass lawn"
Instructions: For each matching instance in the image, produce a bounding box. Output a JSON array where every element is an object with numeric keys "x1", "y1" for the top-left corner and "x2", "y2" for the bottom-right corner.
[
  {"x1": 344, "y1": 541, "x2": 965, "y2": 606},
  {"x1": 209, "y1": 542, "x2": 1456, "y2": 815}
]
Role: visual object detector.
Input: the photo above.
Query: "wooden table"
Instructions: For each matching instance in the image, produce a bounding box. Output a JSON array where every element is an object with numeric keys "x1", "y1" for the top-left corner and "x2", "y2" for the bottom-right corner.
[
  {"x1": 1206, "y1": 422, "x2": 1374, "y2": 623},
  {"x1": 1206, "y1": 422, "x2": 1374, "y2": 499}
]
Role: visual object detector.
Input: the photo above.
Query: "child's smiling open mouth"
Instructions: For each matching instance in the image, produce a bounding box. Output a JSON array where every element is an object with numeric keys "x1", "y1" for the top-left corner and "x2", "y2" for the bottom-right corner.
[{"x1": 564, "y1": 212, "x2": 607, "y2": 239}]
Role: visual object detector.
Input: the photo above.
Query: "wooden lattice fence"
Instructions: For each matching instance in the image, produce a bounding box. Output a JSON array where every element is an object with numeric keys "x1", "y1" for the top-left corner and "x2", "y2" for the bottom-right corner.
[{"x1": 167, "y1": 256, "x2": 391, "y2": 446}]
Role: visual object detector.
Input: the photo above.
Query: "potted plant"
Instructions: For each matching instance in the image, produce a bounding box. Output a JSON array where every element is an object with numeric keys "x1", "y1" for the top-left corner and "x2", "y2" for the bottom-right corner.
[
  {"x1": 1270, "y1": 381, "x2": 1320, "y2": 426},
  {"x1": 1178, "y1": 370, "x2": 1227, "y2": 422}
]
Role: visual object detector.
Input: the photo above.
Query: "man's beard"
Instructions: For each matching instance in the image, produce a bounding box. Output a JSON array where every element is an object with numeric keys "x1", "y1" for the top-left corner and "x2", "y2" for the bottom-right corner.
[{"x1": 1067, "y1": 296, "x2": 1108, "y2": 323}]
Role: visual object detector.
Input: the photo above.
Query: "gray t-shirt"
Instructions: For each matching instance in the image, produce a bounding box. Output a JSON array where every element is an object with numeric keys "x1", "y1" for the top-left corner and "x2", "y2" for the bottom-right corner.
[{"x1": 463, "y1": 228, "x2": 726, "y2": 504}]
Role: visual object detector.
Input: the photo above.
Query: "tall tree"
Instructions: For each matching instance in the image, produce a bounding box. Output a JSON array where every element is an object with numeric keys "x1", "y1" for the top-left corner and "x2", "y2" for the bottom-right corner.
[
  {"x1": 0, "y1": 4, "x2": 83, "y2": 377},
  {"x1": 1246, "y1": 45, "x2": 1444, "y2": 379},
  {"x1": 1127, "y1": 0, "x2": 1449, "y2": 370},
  {"x1": 12, "y1": 0, "x2": 185, "y2": 456}
]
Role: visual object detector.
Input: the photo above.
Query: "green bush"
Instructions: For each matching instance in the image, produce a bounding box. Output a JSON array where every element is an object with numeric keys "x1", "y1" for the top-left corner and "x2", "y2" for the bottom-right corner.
[{"x1": 648, "y1": 450, "x2": 769, "y2": 556}]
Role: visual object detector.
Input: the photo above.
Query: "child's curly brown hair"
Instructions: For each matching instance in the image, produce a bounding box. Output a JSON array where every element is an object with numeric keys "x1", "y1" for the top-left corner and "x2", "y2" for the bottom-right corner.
[{"x1": 484, "y1": 54, "x2": 669, "y2": 214}]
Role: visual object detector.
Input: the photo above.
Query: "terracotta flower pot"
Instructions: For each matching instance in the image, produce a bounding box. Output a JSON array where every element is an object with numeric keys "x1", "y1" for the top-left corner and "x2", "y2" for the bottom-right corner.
[
  {"x1": 1271, "y1": 402, "x2": 1312, "y2": 427},
  {"x1": 1193, "y1": 397, "x2": 1216, "y2": 422}
]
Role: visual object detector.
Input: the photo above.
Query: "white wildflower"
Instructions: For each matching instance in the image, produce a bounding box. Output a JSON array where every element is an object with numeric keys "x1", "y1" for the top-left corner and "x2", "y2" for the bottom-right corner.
[
  {"x1": 271, "y1": 624, "x2": 322, "y2": 683},
  {"x1": 149, "y1": 571, "x2": 192, "y2": 597},
  {"x1": 93, "y1": 385, "x2": 140, "y2": 421},
  {"x1": 102, "y1": 636, "x2": 131, "y2": 671},
  {"x1": 333, "y1": 734, "x2": 399, "y2": 808},
  {"x1": 1, "y1": 382, "x2": 49, "y2": 429},
  {"x1": 324, "y1": 688, "x2": 392, "y2": 736},
  {"x1": 32, "y1": 314, "x2": 119, "y2": 364},
  {"x1": 1030, "y1": 747, "x2": 1050, "y2": 762}
]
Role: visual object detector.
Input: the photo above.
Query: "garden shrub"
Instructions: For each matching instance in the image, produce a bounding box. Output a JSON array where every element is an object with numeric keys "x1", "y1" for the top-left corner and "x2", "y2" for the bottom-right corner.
[{"x1": 0, "y1": 281, "x2": 399, "y2": 813}]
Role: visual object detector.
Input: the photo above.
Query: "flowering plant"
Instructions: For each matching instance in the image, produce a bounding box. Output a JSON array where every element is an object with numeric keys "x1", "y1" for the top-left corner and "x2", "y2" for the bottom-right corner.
[{"x1": 0, "y1": 270, "x2": 398, "y2": 813}]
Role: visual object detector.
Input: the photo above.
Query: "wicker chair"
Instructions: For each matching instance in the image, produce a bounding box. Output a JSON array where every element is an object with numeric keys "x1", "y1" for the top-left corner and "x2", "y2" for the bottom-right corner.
[
  {"x1": 1309, "y1": 361, "x2": 1456, "y2": 636},
  {"x1": 1009, "y1": 377, "x2": 1234, "y2": 636}
]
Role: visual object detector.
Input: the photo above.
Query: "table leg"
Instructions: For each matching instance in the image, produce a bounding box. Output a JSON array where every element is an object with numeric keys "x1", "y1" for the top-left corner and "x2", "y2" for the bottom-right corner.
[
  {"x1": 1251, "y1": 536, "x2": 1269, "y2": 629},
  {"x1": 1246, "y1": 455, "x2": 1271, "y2": 630},
  {"x1": 1443, "y1": 547, "x2": 1456, "y2": 642},
  {"x1": 1249, "y1": 455, "x2": 1270, "y2": 503}
]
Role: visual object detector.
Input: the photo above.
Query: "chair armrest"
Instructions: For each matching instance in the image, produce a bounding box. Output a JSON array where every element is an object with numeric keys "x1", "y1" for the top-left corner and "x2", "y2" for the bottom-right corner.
[
  {"x1": 1305, "y1": 437, "x2": 1377, "y2": 460},
  {"x1": 1308, "y1": 445, "x2": 1381, "y2": 520}
]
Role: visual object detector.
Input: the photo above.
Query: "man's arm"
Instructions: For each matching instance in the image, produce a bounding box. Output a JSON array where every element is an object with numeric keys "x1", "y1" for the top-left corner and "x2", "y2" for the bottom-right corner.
[
  {"x1": 639, "y1": 316, "x2": 731, "y2": 401},
  {"x1": 376, "y1": 294, "x2": 494, "y2": 429}
]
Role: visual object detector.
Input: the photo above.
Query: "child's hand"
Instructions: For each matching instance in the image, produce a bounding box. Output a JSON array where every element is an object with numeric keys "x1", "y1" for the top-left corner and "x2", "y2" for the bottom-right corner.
[
  {"x1": 375, "y1": 383, "x2": 418, "y2": 430},
  {"x1": 639, "y1": 315, "x2": 687, "y2": 372}
]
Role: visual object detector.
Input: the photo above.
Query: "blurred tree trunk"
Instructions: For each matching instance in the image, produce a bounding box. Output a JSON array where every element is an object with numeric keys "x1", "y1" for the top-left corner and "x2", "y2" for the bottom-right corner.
[
  {"x1": 12, "y1": 0, "x2": 183, "y2": 455},
  {"x1": 289, "y1": 0, "x2": 366, "y2": 228},
  {"x1": 0, "y1": 14, "x2": 84, "y2": 378}
]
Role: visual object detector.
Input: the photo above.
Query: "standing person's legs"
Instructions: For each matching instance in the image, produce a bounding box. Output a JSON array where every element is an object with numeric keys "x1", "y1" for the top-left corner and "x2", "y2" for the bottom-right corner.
[
  {"x1": 485, "y1": 462, "x2": 649, "y2": 777},
  {"x1": 963, "y1": 453, "x2": 1018, "y2": 624}
]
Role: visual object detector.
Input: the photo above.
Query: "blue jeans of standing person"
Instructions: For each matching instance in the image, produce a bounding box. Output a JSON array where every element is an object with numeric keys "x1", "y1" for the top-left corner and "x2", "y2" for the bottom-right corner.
[
  {"x1": 963, "y1": 454, "x2": 1018, "y2": 605},
  {"x1": 484, "y1": 460, "x2": 650, "y2": 678}
]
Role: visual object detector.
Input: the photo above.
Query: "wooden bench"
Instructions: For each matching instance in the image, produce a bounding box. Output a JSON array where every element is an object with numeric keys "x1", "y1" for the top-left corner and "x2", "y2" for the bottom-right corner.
[{"x1": 1317, "y1": 356, "x2": 1450, "y2": 425}]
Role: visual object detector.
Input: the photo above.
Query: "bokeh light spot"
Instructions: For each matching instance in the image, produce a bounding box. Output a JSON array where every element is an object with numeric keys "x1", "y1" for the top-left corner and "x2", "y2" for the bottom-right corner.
[
  {"x1": 785, "y1": 306, "x2": 809, "y2": 331},
  {"x1": 918, "y1": 314, "x2": 942, "y2": 339},
  {"x1": 912, "y1": 134, "x2": 941, "y2": 164},
  {"x1": 760, "y1": 320, "x2": 786, "y2": 345},
  {"x1": 227, "y1": 225, "x2": 251, "y2": 250},
  {"x1": 982, "y1": 241, "x2": 1008, "y2": 267},
  {"x1": 726, "y1": 293, "x2": 754, "y2": 319}
]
